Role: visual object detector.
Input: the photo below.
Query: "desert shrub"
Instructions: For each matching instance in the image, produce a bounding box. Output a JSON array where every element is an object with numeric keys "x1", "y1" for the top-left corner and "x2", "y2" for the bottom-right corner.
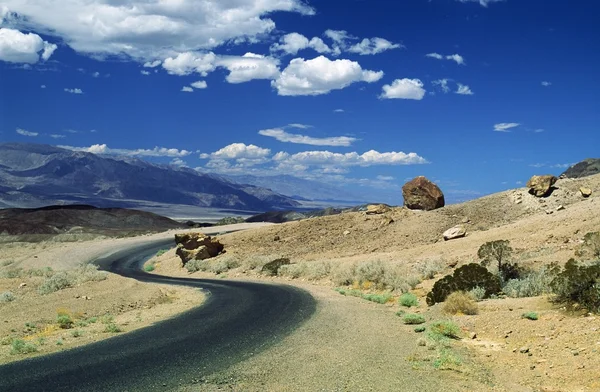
[
  {"x1": 241, "y1": 255, "x2": 273, "y2": 272},
  {"x1": 362, "y1": 293, "x2": 392, "y2": 304},
  {"x1": 331, "y1": 263, "x2": 356, "y2": 286},
  {"x1": 261, "y1": 258, "x2": 290, "y2": 276},
  {"x1": 355, "y1": 260, "x2": 386, "y2": 286},
  {"x1": 467, "y1": 286, "x2": 486, "y2": 302},
  {"x1": 38, "y1": 272, "x2": 75, "y2": 294},
  {"x1": 581, "y1": 232, "x2": 600, "y2": 259},
  {"x1": 215, "y1": 216, "x2": 245, "y2": 226},
  {"x1": 278, "y1": 263, "x2": 306, "y2": 278},
  {"x1": 414, "y1": 326, "x2": 426, "y2": 333},
  {"x1": 381, "y1": 264, "x2": 419, "y2": 293},
  {"x1": 28, "y1": 267, "x2": 55, "y2": 278},
  {"x1": 428, "y1": 321, "x2": 461, "y2": 340},
  {"x1": 185, "y1": 259, "x2": 210, "y2": 273},
  {"x1": 209, "y1": 255, "x2": 241, "y2": 274},
  {"x1": 415, "y1": 259, "x2": 446, "y2": 280},
  {"x1": 503, "y1": 266, "x2": 554, "y2": 298},
  {"x1": 0, "y1": 268, "x2": 24, "y2": 279},
  {"x1": 0, "y1": 291, "x2": 15, "y2": 303},
  {"x1": 71, "y1": 330, "x2": 83, "y2": 338},
  {"x1": 426, "y1": 263, "x2": 501, "y2": 306},
  {"x1": 550, "y1": 259, "x2": 600, "y2": 313},
  {"x1": 103, "y1": 323, "x2": 122, "y2": 333},
  {"x1": 11, "y1": 339, "x2": 37, "y2": 354},
  {"x1": 304, "y1": 261, "x2": 332, "y2": 280},
  {"x1": 402, "y1": 313, "x2": 426, "y2": 325},
  {"x1": 156, "y1": 249, "x2": 169, "y2": 257},
  {"x1": 143, "y1": 264, "x2": 155, "y2": 272},
  {"x1": 1, "y1": 260, "x2": 14, "y2": 267},
  {"x1": 442, "y1": 292, "x2": 479, "y2": 315},
  {"x1": 433, "y1": 349, "x2": 462, "y2": 370},
  {"x1": 74, "y1": 264, "x2": 107, "y2": 283},
  {"x1": 57, "y1": 314, "x2": 73, "y2": 329},
  {"x1": 399, "y1": 293, "x2": 419, "y2": 307},
  {"x1": 522, "y1": 312, "x2": 539, "y2": 320}
]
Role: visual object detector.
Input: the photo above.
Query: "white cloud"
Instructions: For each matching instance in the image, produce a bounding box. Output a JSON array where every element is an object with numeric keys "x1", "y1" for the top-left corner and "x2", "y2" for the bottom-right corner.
[
  {"x1": 92, "y1": 71, "x2": 100, "y2": 78},
  {"x1": 258, "y1": 127, "x2": 357, "y2": 146},
  {"x1": 217, "y1": 53, "x2": 280, "y2": 84},
  {"x1": 140, "y1": 70, "x2": 150, "y2": 75},
  {"x1": 0, "y1": 27, "x2": 57, "y2": 63},
  {"x1": 49, "y1": 134, "x2": 65, "y2": 139},
  {"x1": 432, "y1": 78, "x2": 450, "y2": 93},
  {"x1": 541, "y1": 81, "x2": 552, "y2": 87},
  {"x1": 40, "y1": 84, "x2": 46, "y2": 88},
  {"x1": 163, "y1": 52, "x2": 217, "y2": 76},
  {"x1": 64, "y1": 88, "x2": 83, "y2": 94},
  {"x1": 380, "y1": 78, "x2": 426, "y2": 100},
  {"x1": 288, "y1": 123, "x2": 311, "y2": 129},
  {"x1": 494, "y1": 123, "x2": 520, "y2": 132},
  {"x1": 270, "y1": 33, "x2": 332, "y2": 55},
  {"x1": 2, "y1": 0, "x2": 314, "y2": 62},
  {"x1": 190, "y1": 80, "x2": 207, "y2": 89},
  {"x1": 200, "y1": 143, "x2": 271, "y2": 160},
  {"x1": 144, "y1": 60, "x2": 162, "y2": 68},
  {"x1": 457, "y1": 0, "x2": 505, "y2": 6},
  {"x1": 181, "y1": 86, "x2": 194, "y2": 92},
  {"x1": 16, "y1": 128, "x2": 38, "y2": 136},
  {"x1": 333, "y1": 109, "x2": 345, "y2": 113},
  {"x1": 533, "y1": 129, "x2": 545, "y2": 133},
  {"x1": 426, "y1": 52, "x2": 465, "y2": 65},
  {"x1": 455, "y1": 83, "x2": 474, "y2": 95},
  {"x1": 170, "y1": 158, "x2": 187, "y2": 167},
  {"x1": 272, "y1": 55, "x2": 383, "y2": 96},
  {"x1": 347, "y1": 37, "x2": 402, "y2": 55},
  {"x1": 273, "y1": 149, "x2": 428, "y2": 166},
  {"x1": 376, "y1": 175, "x2": 394, "y2": 181},
  {"x1": 61, "y1": 144, "x2": 191, "y2": 157}
]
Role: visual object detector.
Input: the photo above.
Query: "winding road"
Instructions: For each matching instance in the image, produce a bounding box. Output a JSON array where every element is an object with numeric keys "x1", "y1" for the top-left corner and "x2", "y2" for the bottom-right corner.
[{"x1": 0, "y1": 239, "x2": 316, "y2": 391}]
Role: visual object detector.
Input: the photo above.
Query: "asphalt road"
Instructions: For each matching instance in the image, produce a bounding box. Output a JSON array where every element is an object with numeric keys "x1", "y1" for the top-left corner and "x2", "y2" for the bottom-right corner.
[{"x1": 0, "y1": 239, "x2": 316, "y2": 391}]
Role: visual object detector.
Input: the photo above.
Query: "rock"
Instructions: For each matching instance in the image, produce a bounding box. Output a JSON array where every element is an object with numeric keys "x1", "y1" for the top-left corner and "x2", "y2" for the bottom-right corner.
[
  {"x1": 273, "y1": 235, "x2": 280, "y2": 241},
  {"x1": 343, "y1": 230, "x2": 351, "y2": 236},
  {"x1": 469, "y1": 332, "x2": 477, "y2": 339},
  {"x1": 461, "y1": 217, "x2": 470, "y2": 224},
  {"x1": 580, "y1": 187, "x2": 592, "y2": 197},
  {"x1": 443, "y1": 225, "x2": 467, "y2": 241},
  {"x1": 556, "y1": 205, "x2": 565, "y2": 211},
  {"x1": 417, "y1": 338, "x2": 427, "y2": 347},
  {"x1": 402, "y1": 176, "x2": 445, "y2": 211},
  {"x1": 365, "y1": 204, "x2": 391, "y2": 215},
  {"x1": 526, "y1": 175, "x2": 558, "y2": 197},
  {"x1": 18, "y1": 283, "x2": 27, "y2": 288},
  {"x1": 261, "y1": 258, "x2": 290, "y2": 276},
  {"x1": 519, "y1": 346, "x2": 530, "y2": 353},
  {"x1": 174, "y1": 232, "x2": 223, "y2": 264}
]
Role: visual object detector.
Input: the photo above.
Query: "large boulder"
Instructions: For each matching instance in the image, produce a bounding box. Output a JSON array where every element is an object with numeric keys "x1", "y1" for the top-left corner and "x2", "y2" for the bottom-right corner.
[
  {"x1": 402, "y1": 176, "x2": 445, "y2": 211},
  {"x1": 526, "y1": 175, "x2": 557, "y2": 197},
  {"x1": 443, "y1": 225, "x2": 467, "y2": 241},
  {"x1": 174, "y1": 233, "x2": 223, "y2": 264}
]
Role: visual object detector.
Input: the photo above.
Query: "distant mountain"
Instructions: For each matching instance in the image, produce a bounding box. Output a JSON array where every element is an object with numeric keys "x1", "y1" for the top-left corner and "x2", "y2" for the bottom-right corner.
[
  {"x1": 0, "y1": 143, "x2": 299, "y2": 211},
  {"x1": 224, "y1": 174, "x2": 371, "y2": 203},
  {"x1": 561, "y1": 158, "x2": 600, "y2": 179}
]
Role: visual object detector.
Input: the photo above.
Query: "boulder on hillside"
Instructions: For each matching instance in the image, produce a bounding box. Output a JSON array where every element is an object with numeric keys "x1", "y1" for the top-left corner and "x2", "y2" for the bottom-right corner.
[
  {"x1": 580, "y1": 187, "x2": 592, "y2": 198},
  {"x1": 175, "y1": 233, "x2": 223, "y2": 264},
  {"x1": 402, "y1": 176, "x2": 445, "y2": 211},
  {"x1": 526, "y1": 175, "x2": 558, "y2": 197},
  {"x1": 443, "y1": 225, "x2": 467, "y2": 241},
  {"x1": 365, "y1": 204, "x2": 391, "y2": 215}
]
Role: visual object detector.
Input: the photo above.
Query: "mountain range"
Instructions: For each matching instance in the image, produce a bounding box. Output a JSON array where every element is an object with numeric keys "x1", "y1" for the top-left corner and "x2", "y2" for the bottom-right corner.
[{"x1": 0, "y1": 143, "x2": 299, "y2": 211}]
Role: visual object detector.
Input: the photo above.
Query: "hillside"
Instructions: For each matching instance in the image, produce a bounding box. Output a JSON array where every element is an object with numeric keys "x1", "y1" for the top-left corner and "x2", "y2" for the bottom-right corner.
[
  {"x1": 0, "y1": 143, "x2": 299, "y2": 211},
  {"x1": 561, "y1": 158, "x2": 600, "y2": 178}
]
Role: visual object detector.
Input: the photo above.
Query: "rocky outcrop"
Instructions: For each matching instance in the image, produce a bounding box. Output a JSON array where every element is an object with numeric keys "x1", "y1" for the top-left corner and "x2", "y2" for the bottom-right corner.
[
  {"x1": 443, "y1": 225, "x2": 467, "y2": 241},
  {"x1": 402, "y1": 176, "x2": 445, "y2": 211},
  {"x1": 175, "y1": 232, "x2": 223, "y2": 264},
  {"x1": 526, "y1": 175, "x2": 558, "y2": 197},
  {"x1": 365, "y1": 204, "x2": 391, "y2": 215}
]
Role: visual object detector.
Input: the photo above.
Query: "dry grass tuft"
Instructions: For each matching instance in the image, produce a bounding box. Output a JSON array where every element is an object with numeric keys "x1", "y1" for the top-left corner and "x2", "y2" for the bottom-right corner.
[{"x1": 442, "y1": 291, "x2": 479, "y2": 315}]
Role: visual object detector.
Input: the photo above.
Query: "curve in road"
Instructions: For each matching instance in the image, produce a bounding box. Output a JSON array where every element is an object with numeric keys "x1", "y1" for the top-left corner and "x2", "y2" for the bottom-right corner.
[{"x1": 0, "y1": 239, "x2": 316, "y2": 391}]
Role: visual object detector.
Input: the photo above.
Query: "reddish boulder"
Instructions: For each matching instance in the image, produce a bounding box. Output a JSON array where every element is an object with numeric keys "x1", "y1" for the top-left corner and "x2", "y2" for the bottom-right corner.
[{"x1": 402, "y1": 176, "x2": 445, "y2": 211}]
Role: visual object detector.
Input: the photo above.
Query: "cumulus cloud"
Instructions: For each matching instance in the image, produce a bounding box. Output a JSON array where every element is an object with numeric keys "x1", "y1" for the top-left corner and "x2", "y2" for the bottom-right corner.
[
  {"x1": 347, "y1": 38, "x2": 403, "y2": 55},
  {"x1": 272, "y1": 150, "x2": 428, "y2": 166},
  {"x1": 494, "y1": 123, "x2": 520, "y2": 132},
  {"x1": 377, "y1": 175, "x2": 395, "y2": 181},
  {"x1": 217, "y1": 53, "x2": 280, "y2": 84},
  {"x1": 162, "y1": 52, "x2": 217, "y2": 76},
  {"x1": 455, "y1": 83, "x2": 474, "y2": 95},
  {"x1": 190, "y1": 80, "x2": 207, "y2": 89},
  {"x1": 432, "y1": 78, "x2": 450, "y2": 93},
  {"x1": 170, "y1": 158, "x2": 187, "y2": 167},
  {"x1": 380, "y1": 78, "x2": 426, "y2": 100},
  {"x1": 270, "y1": 33, "x2": 332, "y2": 55},
  {"x1": 200, "y1": 143, "x2": 271, "y2": 160},
  {"x1": 457, "y1": 0, "x2": 505, "y2": 6},
  {"x1": 16, "y1": 128, "x2": 38, "y2": 136},
  {"x1": 272, "y1": 55, "x2": 383, "y2": 96},
  {"x1": 64, "y1": 88, "x2": 83, "y2": 94},
  {"x1": 181, "y1": 86, "x2": 194, "y2": 92},
  {"x1": 258, "y1": 127, "x2": 357, "y2": 146},
  {"x1": 426, "y1": 52, "x2": 465, "y2": 65},
  {"x1": 140, "y1": 70, "x2": 150, "y2": 75},
  {"x1": 2, "y1": 0, "x2": 315, "y2": 61},
  {"x1": 0, "y1": 28, "x2": 57, "y2": 63},
  {"x1": 61, "y1": 144, "x2": 191, "y2": 157}
]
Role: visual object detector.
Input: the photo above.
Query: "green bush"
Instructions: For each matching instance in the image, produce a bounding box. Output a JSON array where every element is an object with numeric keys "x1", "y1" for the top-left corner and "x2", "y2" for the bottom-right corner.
[
  {"x1": 185, "y1": 259, "x2": 209, "y2": 273},
  {"x1": 143, "y1": 264, "x2": 155, "y2": 272},
  {"x1": 71, "y1": 330, "x2": 83, "y2": 337},
  {"x1": 467, "y1": 286, "x2": 486, "y2": 302},
  {"x1": 0, "y1": 291, "x2": 16, "y2": 303},
  {"x1": 399, "y1": 293, "x2": 419, "y2": 307},
  {"x1": 414, "y1": 326, "x2": 426, "y2": 333},
  {"x1": 426, "y1": 263, "x2": 501, "y2": 306},
  {"x1": 11, "y1": 339, "x2": 37, "y2": 354},
  {"x1": 503, "y1": 266, "x2": 554, "y2": 298},
  {"x1": 57, "y1": 314, "x2": 73, "y2": 329},
  {"x1": 522, "y1": 312, "x2": 539, "y2": 320},
  {"x1": 261, "y1": 258, "x2": 290, "y2": 276},
  {"x1": 478, "y1": 240, "x2": 520, "y2": 281},
  {"x1": 209, "y1": 255, "x2": 241, "y2": 274},
  {"x1": 550, "y1": 259, "x2": 600, "y2": 313},
  {"x1": 355, "y1": 260, "x2": 385, "y2": 286},
  {"x1": 38, "y1": 272, "x2": 75, "y2": 294},
  {"x1": 362, "y1": 293, "x2": 392, "y2": 304},
  {"x1": 156, "y1": 249, "x2": 169, "y2": 257},
  {"x1": 104, "y1": 323, "x2": 122, "y2": 333},
  {"x1": 402, "y1": 313, "x2": 426, "y2": 325},
  {"x1": 428, "y1": 321, "x2": 461, "y2": 340}
]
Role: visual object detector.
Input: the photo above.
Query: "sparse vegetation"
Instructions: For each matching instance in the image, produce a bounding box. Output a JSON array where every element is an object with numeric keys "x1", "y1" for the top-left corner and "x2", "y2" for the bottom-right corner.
[
  {"x1": 402, "y1": 313, "x2": 426, "y2": 325},
  {"x1": 156, "y1": 249, "x2": 169, "y2": 257},
  {"x1": 426, "y1": 263, "x2": 501, "y2": 306},
  {"x1": 414, "y1": 258, "x2": 446, "y2": 279},
  {"x1": 38, "y1": 264, "x2": 107, "y2": 295},
  {"x1": 144, "y1": 264, "x2": 155, "y2": 272},
  {"x1": 57, "y1": 314, "x2": 74, "y2": 329},
  {"x1": 550, "y1": 259, "x2": 600, "y2": 313},
  {"x1": 522, "y1": 312, "x2": 539, "y2": 320},
  {"x1": 71, "y1": 329, "x2": 83, "y2": 337},
  {"x1": 335, "y1": 287, "x2": 392, "y2": 304},
  {"x1": 414, "y1": 326, "x2": 426, "y2": 333},
  {"x1": 467, "y1": 286, "x2": 486, "y2": 302},
  {"x1": 103, "y1": 323, "x2": 122, "y2": 333},
  {"x1": 442, "y1": 292, "x2": 479, "y2": 315},
  {"x1": 399, "y1": 293, "x2": 419, "y2": 307},
  {"x1": 261, "y1": 258, "x2": 290, "y2": 276},
  {"x1": 503, "y1": 265, "x2": 555, "y2": 298},
  {"x1": 478, "y1": 240, "x2": 521, "y2": 281},
  {"x1": 11, "y1": 339, "x2": 37, "y2": 354},
  {"x1": 0, "y1": 291, "x2": 16, "y2": 303},
  {"x1": 209, "y1": 255, "x2": 241, "y2": 274},
  {"x1": 581, "y1": 232, "x2": 600, "y2": 259},
  {"x1": 215, "y1": 216, "x2": 246, "y2": 226},
  {"x1": 185, "y1": 259, "x2": 209, "y2": 273},
  {"x1": 428, "y1": 321, "x2": 461, "y2": 340}
]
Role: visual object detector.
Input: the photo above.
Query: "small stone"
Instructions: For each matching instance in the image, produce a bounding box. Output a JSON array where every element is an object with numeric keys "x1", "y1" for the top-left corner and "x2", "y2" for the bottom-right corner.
[
  {"x1": 461, "y1": 217, "x2": 470, "y2": 224},
  {"x1": 572, "y1": 350, "x2": 579, "y2": 356},
  {"x1": 580, "y1": 187, "x2": 592, "y2": 197},
  {"x1": 417, "y1": 338, "x2": 427, "y2": 347},
  {"x1": 545, "y1": 210, "x2": 554, "y2": 215},
  {"x1": 556, "y1": 205, "x2": 565, "y2": 211},
  {"x1": 273, "y1": 235, "x2": 280, "y2": 241},
  {"x1": 520, "y1": 346, "x2": 530, "y2": 353},
  {"x1": 343, "y1": 230, "x2": 350, "y2": 236},
  {"x1": 530, "y1": 365, "x2": 536, "y2": 370},
  {"x1": 19, "y1": 283, "x2": 27, "y2": 288},
  {"x1": 469, "y1": 332, "x2": 477, "y2": 339}
]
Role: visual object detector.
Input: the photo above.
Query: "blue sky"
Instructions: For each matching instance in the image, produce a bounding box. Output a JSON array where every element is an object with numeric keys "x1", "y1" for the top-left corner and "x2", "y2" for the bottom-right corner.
[{"x1": 1, "y1": 0, "x2": 599, "y2": 203}]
